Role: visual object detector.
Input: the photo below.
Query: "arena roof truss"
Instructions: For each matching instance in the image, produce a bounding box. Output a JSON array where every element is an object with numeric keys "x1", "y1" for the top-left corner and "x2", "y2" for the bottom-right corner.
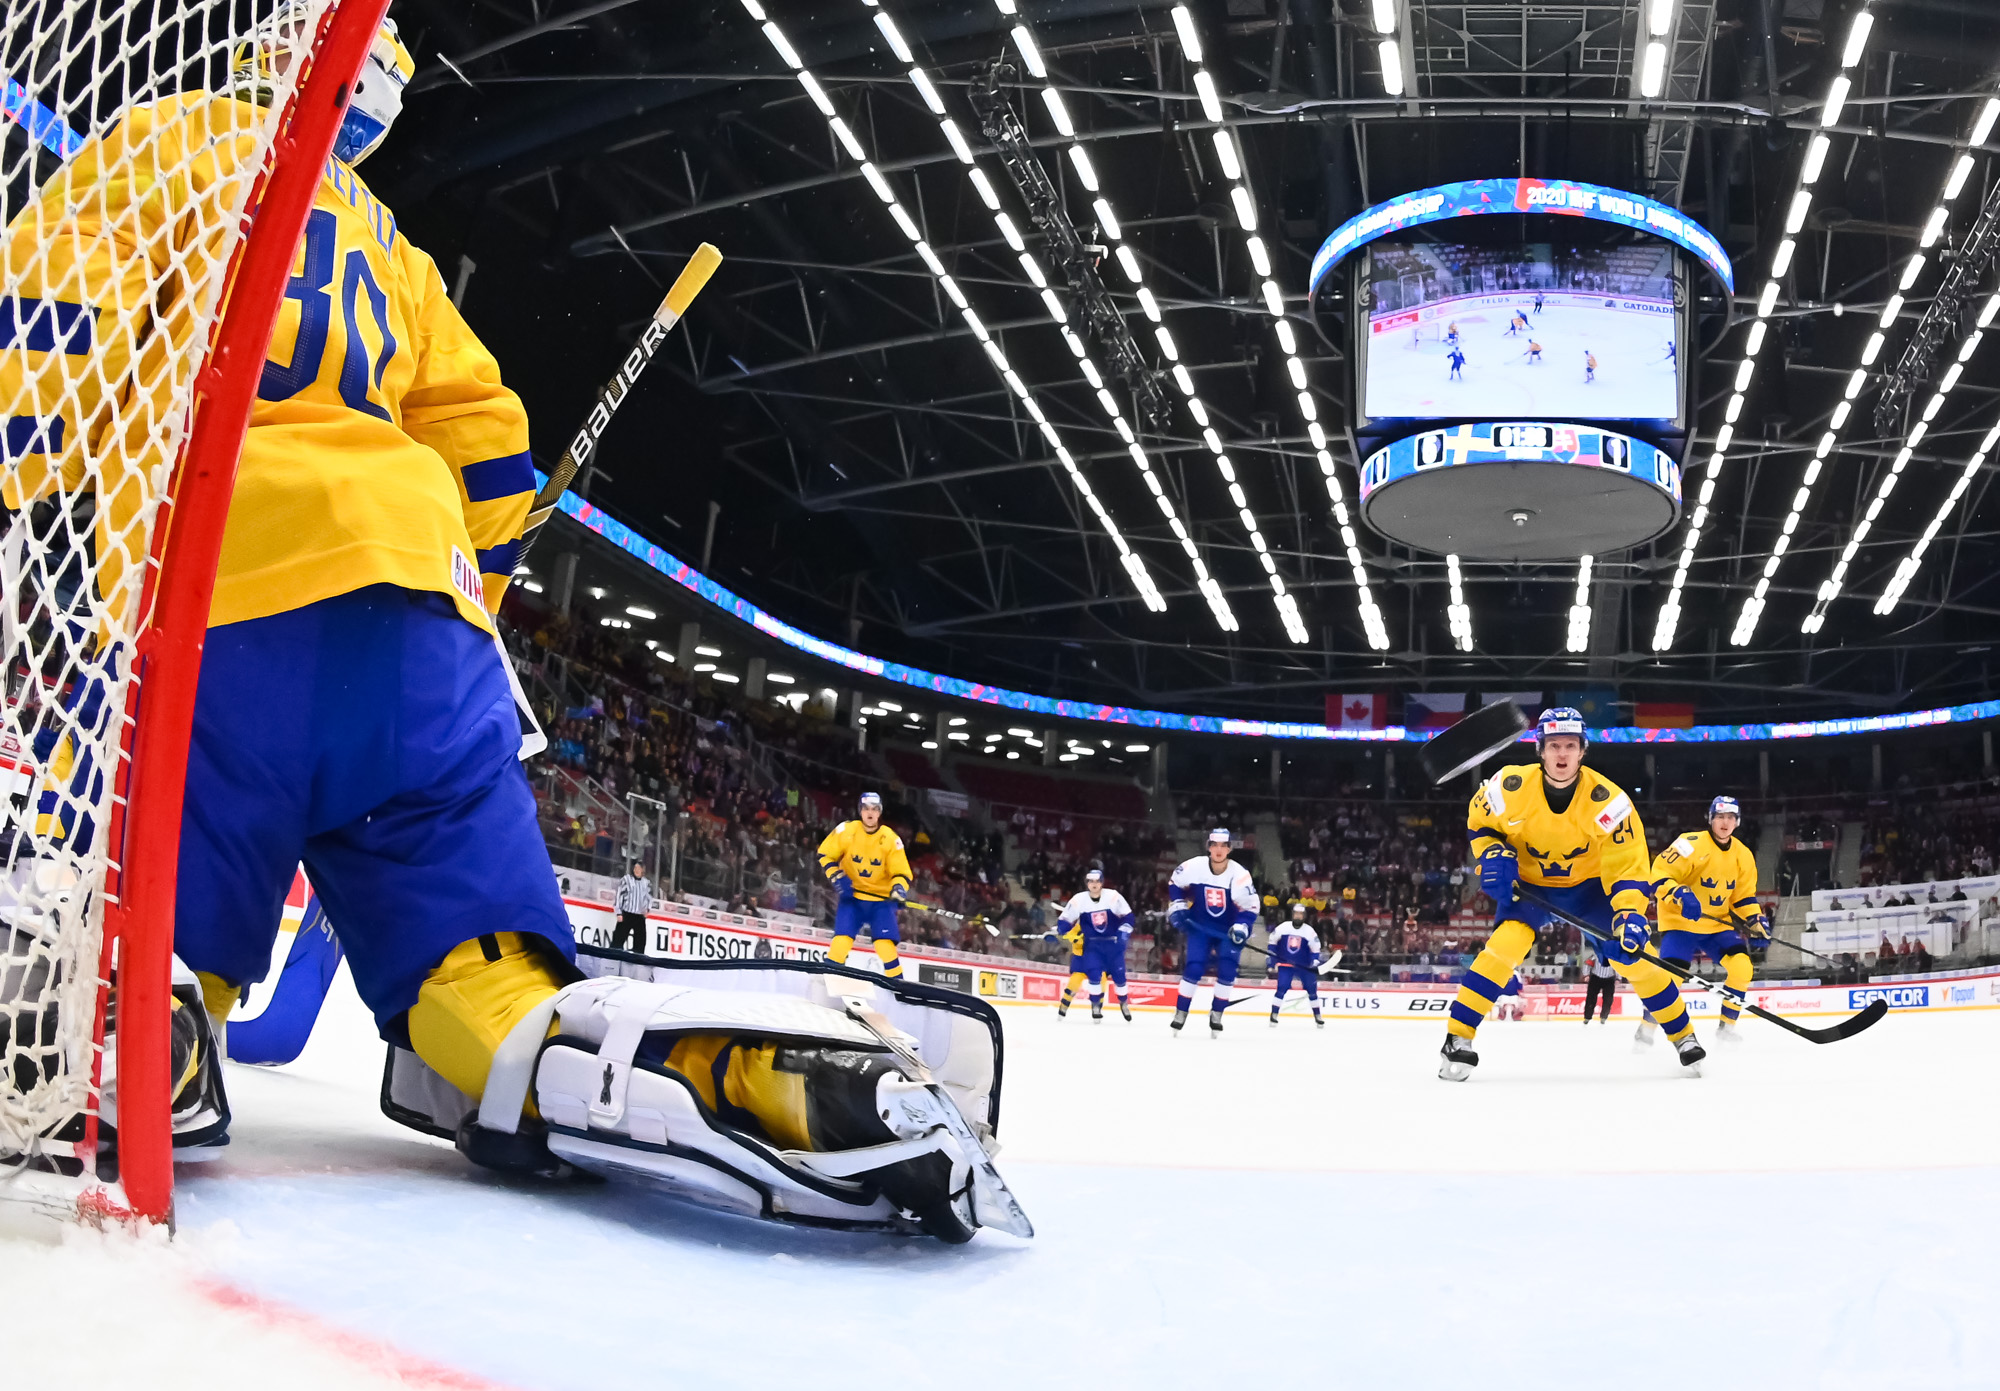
[{"x1": 371, "y1": 0, "x2": 2000, "y2": 727}]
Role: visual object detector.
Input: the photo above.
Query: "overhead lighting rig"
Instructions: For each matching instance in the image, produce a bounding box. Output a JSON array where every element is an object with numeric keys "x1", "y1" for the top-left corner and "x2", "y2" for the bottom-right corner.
[
  {"x1": 1871, "y1": 173, "x2": 2000, "y2": 435},
  {"x1": 970, "y1": 65, "x2": 1168, "y2": 431}
]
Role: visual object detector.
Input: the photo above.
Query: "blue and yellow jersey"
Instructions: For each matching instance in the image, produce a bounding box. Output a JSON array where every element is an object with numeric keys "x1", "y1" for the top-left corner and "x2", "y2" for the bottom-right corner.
[
  {"x1": 1467, "y1": 763, "x2": 1651, "y2": 916},
  {"x1": 815, "y1": 820, "x2": 912, "y2": 902},
  {"x1": 2, "y1": 91, "x2": 532, "y2": 634},
  {"x1": 1650, "y1": 830, "x2": 1759, "y2": 934}
]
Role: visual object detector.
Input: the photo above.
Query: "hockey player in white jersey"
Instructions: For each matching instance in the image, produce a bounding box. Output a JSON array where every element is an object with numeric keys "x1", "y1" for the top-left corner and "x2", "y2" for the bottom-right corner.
[
  {"x1": 1267, "y1": 903, "x2": 1325, "y2": 1028},
  {"x1": 1167, "y1": 829, "x2": 1260, "y2": 1036},
  {"x1": 1053, "y1": 869, "x2": 1136, "y2": 1022}
]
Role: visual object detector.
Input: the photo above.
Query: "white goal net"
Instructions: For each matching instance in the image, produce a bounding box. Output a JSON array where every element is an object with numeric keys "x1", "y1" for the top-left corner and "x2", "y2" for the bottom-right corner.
[{"x1": 0, "y1": 0, "x2": 355, "y2": 1222}]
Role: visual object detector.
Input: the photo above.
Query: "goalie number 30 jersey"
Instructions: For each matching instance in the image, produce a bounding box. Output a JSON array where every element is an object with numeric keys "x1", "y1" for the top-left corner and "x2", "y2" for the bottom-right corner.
[{"x1": 3, "y1": 92, "x2": 534, "y2": 634}]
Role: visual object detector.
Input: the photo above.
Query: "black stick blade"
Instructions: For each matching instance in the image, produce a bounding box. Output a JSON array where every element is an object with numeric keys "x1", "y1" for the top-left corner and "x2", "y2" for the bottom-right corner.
[{"x1": 1419, "y1": 701, "x2": 1532, "y2": 784}]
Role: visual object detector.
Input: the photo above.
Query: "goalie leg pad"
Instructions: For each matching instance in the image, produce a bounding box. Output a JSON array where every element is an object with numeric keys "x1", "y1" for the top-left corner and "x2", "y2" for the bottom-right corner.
[{"x1": 443, "y1": 976, "x2": 1011, "y2": 1240}]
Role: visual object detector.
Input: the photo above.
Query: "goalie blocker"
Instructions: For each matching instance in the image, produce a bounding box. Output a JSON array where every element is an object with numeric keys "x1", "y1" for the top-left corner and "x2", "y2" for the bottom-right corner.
[{"x1": 381, "y1": 955, "x2": 1032, "y2": 1243}]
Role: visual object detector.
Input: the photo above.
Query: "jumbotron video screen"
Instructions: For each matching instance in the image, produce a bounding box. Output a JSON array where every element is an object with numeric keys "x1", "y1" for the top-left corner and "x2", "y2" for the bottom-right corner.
[{"x1": 1360, "y1": 242, "x2": 1682, "y2": 422}]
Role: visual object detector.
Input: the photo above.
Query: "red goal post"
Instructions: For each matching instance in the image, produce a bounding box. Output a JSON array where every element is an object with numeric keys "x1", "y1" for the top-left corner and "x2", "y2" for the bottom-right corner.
[{"x1": 0, "y1": 0, "x2": 389, "y2": 1226}]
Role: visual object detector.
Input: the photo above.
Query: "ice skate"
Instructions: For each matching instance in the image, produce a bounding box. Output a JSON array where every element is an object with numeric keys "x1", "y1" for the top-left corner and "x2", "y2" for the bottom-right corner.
[
  {"x1": 1056, "y1": 999, "x2": 1069, "y2": 1019},
  {"x1": 1090, "y1": 999, "x2": 1103, "y2": 1023},
  {"x1": 1209, "y1": 1012, "x2": 1224, "y2": 1038},
  {"x1": 1170, "y1": 1008, "x2": 1188, "y2": 1034},
  {"x1": 1268, "y1": 1009, "x2": 1280, "y2": 1028},
  {"x1": 1632, "y1": 1020, "x2": 1657, "y2": 1053},
  {"x1": 1313, "y1": 1013, "x2": 1324, "y2": 1029},
  {"x1": 1119, "y1": 998, "x2": 1132, "y2": 1022},
  {"x1": 1676, "y1": 1034, "x2": 1707, "y2": 1076},
  {"x1": 1438, "y1": 1034, "x2": 1478, "y2": 1082},
  {"x1": 1714, "y1": 1020, "x2": 1743, "y2": 1044}
]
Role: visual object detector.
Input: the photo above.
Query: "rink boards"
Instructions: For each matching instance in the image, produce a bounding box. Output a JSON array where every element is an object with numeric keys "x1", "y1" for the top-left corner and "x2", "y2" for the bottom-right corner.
[{"x1": 561, "y1": 892, "x2": 2000, "y2": 1021}]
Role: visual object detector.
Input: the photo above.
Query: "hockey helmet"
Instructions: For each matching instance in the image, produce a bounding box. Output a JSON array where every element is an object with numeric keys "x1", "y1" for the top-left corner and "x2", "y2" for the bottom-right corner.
[
  {"x1": 857, "y1": 792, "x2": 883, "y2": 811},
  {"x1": 1708, "y1": 795, "x2": 1741, "y2": 822},
  {"x1": 336, "y1": 17, "x2": 414, "y2": 163},
  {"x1": 1290, "y1": 901, "x2": 1308, "y2": 918},
  {"x1": 233, "y1": 8, "x2": 412, "y2": 165},
  {"x1": 1207, "y1": 827, "x2": 1232, "y2": 846},
  {"x1": 1534, "y1": 706, "x2": 1589, "y2": 753},
  {"x1": 1085, "y1": 867, "x2": 1104, "y2": 883}
]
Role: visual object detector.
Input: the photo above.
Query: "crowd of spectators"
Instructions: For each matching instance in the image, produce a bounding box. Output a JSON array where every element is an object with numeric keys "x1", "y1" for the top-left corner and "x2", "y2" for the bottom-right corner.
[
  {"x1": 1858, "y1": 797, "x2": 2000, "y2": 887},
  {"x1": 503, "y1": 592, "x2": 1998, "y2": 982}
]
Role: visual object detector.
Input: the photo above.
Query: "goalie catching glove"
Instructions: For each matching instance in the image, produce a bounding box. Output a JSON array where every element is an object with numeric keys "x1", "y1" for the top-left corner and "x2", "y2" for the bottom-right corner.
[{"x1": 382, "y1": 960, "x2": 1032, "y2": 1244}]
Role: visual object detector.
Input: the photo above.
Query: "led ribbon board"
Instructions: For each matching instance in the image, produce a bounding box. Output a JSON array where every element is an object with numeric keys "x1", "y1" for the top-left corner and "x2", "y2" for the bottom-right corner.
[
  {"x1": 1359, "y1": 423, "x2": 1683, "y2": 561},
  {"x1": 1308, "y1": 177, "x2": 1734, "y2": 297},
  {"x1": 545, "y1": 475, "x2": 1997, "y2": 745}
]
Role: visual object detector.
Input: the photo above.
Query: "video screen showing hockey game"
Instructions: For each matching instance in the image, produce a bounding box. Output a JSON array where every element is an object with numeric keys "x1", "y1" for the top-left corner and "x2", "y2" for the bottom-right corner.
[{"x1": 1361, "y1": 242, "x2": 1682, "y2": 422}]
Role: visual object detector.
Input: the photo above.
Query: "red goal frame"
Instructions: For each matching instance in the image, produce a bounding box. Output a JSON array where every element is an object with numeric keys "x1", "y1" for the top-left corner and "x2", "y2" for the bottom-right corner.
[{"x1": 95, "y1": 0, "x2": 394, "y2": 1225}]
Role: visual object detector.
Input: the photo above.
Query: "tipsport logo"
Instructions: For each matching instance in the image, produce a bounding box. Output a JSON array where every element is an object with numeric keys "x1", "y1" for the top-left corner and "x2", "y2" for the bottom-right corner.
[{"x1": 1848, "y1": 985, "x2": 1929, "y2": 1010}]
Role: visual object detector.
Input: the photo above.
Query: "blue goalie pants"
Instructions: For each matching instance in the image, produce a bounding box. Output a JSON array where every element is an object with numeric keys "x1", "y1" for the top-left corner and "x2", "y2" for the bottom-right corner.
[
  {"x1": 174, "y1": 585, "x2": 575, "y2": 1031},
  {"x1": 1080, "y1": 937, "x2": 1126, "y2": 987},
  {"x1": 833, "y1": 895, "x2": 900, "y2": 943},
  {"x1": 1180, "y1": 930, "x2": 1241, "y2": 986}
]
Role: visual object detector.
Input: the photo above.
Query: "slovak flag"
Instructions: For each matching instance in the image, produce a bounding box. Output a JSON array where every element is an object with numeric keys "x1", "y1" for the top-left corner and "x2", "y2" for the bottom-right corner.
[
  {"x1": 1405, "y1": 692, "x2": 1467, "y2": 729},
  {"x1": 1328, "y1": 693, "x2": 1387, "y2": 730}
]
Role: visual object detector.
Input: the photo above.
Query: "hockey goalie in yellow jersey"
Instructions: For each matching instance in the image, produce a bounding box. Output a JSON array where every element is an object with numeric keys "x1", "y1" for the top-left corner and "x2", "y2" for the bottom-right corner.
[
  {"x1": 1442, "y1": 707, "x2": 1706, "y2": 1080},
  {"x1": 0, "y1": 4, "x2": 1027, "y2": 1241}
]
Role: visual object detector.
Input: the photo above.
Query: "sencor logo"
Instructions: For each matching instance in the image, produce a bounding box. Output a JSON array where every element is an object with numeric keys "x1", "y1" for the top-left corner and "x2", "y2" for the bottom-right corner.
[{"x1": 1849, "y1": 985, "x2": 1929, "y2": 1009}]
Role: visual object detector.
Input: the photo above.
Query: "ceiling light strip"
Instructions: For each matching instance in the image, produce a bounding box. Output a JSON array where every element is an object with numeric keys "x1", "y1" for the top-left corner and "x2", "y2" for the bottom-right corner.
[
  {"x1": 866, "y1": 0, "x2": 1236, "y2": 630},
  {"x1": 1163, "y1": 4, "x2": 1390, "y2": 650},
  {"x1": 1445, "y1": 553, "x2": 1474, "y2": 651},
  {"x1": 1799, "y1": 94, "x2": 2000, "y2": 635},
  {"x1": 1565, "y1": 555, "x2": 1595, "y2": 653},
  {"x1": 739, "y1": 1, "x2": 1168, "y2": 611},
  {"x1": 1872, "y1": 417, "x2": 2000, "y2": 615},
  {"x1": 1654, "y1": 6, "x2": 1871, "y2": 651},
  {"x1": 963, "y1": 0, "x2": 1301, "y2": 638}
]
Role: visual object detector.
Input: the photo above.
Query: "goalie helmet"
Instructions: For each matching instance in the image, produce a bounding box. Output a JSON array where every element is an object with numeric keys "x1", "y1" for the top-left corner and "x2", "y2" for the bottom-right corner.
[
  {"x1": 234, "y1": 7, "x2": 413, "y2": 165},
  {"x1": 1534, "y1": 706, "x2": 1589, "y2": 753}
]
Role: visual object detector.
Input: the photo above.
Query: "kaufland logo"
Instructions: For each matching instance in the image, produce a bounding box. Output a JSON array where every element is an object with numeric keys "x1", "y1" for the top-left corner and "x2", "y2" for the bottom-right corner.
[{"x1": 1850, "y1": 985, "x2": 1929, "y2": 1009}]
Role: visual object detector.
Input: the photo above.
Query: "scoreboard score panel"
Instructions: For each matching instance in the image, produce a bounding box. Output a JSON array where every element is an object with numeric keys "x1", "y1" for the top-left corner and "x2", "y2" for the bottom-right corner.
[{"x1": 1359, "y1": 423, "x2": 1683, "y2": 562}]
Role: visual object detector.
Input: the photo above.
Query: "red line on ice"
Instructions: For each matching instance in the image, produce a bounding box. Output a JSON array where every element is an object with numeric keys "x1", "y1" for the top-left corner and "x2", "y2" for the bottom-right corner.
[{"x1": 195, "y1": 1278, "x2": 523, "y2": 1390}]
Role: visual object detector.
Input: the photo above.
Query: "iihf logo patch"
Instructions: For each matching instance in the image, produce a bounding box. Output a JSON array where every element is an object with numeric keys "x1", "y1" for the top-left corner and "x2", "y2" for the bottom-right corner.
[{"x1": 1205, "y1": 886, "x2": 1226, "y2": 911}]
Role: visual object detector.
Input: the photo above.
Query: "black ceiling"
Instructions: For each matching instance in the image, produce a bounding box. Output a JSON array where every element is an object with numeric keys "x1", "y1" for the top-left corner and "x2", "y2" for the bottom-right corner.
[{"x1": 370, "y1": 0, "x2": 2000, "y2": 724}]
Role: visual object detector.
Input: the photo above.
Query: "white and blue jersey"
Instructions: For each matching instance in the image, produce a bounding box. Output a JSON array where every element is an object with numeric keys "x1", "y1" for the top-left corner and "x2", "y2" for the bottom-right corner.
[
  {"x1": 1059, "y1": 888, "x2": 1134, "y2": 986},
  {"x1": 1168, "y1": 856, "x2": 1259, "y2": 988},
  {"x1": 1269, "y1": 921, "x2": 1322, "y2": 1000},
  {"x1": 1058, "y1": 888, "x2": 1135, "y2": 941}
]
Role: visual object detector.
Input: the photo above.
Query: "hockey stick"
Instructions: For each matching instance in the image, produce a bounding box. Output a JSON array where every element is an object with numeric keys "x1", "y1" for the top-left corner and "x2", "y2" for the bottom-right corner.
[
  {"x1": 1682, "y1": 908, "x2": 1846, "y2": 968},
  {"x1": 1514, "y1": 885, "x2": 1887, "y2": 1044},
  {"x1": 518, "y1": 242, "x2": 723, "y2": 561}
]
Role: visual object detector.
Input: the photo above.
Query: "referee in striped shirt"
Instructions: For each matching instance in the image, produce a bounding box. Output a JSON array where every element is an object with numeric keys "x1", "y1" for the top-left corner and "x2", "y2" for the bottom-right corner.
[{"x1": 612, "y1": 860, "x2": 651, "y2": 953}]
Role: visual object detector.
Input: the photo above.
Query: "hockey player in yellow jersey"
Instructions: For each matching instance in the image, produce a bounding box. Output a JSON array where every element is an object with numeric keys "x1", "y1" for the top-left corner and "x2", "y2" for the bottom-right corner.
[
  {"x1": 816, "y1": 792, "x2": 914, "y2": 977},
  {"x1": 1442, "y1": 708, "x2": 1706, "y2": 1080},
  {"x1": 0, "y1": 9, "x2": 1034, "y2": 1241},
  {"x1": 1640, "y1": 795, "x2": 1768, "y2": 1045}
]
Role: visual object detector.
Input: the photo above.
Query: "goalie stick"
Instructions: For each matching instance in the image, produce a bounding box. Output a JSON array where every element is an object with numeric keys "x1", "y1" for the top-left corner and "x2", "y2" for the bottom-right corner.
[
  {"x1": 1513, "y1": 885, "x2": 1887, "y2": 1044},
  {"x1": 517, "y1": 242, "x2": 723, "y2": 561}
]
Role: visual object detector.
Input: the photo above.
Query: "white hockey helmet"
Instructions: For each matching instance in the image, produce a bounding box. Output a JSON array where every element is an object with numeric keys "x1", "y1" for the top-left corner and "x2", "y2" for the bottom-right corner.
[
  {"x1": 335, "y1": 18, "x2": 415, "y2": 163},
  {"x1": 234, "y1": 8, "x2": 412, "y2": 164},
  {"x1": 1207, "y1": 827, "x2": 1231, "y2": 847}
]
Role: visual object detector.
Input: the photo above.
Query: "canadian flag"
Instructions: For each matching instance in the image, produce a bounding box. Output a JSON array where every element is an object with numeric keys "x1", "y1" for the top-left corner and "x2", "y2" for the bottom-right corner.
[{"x1": 1327, "y1": 693, "x2": 1387, "y2": 730}]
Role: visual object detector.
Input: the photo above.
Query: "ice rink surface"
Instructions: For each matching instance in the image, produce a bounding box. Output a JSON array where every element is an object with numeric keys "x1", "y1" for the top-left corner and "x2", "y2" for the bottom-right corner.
[
  {"x1": 1365, "y1": 302, "x2": 1680, "y2": 420},
  {"x1": 11, "y1": 966, "x2": 1999, "y2": 1391}
]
